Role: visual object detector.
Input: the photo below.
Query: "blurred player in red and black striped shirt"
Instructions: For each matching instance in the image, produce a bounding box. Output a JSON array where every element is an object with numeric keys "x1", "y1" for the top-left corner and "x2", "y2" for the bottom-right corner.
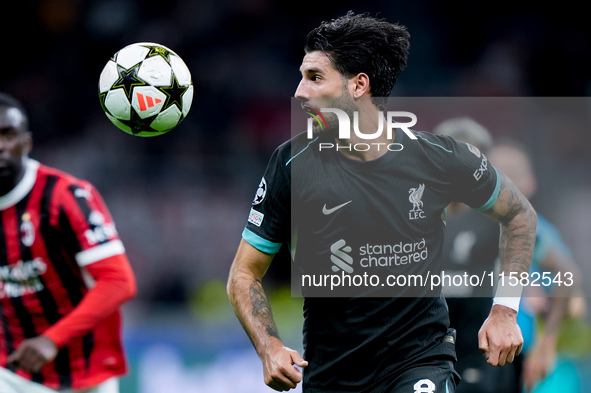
[{"x1": 0, "y1": 93, "x2": 136, "y2": 393}]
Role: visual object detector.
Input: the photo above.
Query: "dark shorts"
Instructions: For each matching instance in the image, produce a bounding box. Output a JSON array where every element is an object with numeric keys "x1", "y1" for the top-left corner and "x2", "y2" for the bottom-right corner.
[
  {"x1": 360, "y1": 356, "x2": 461, "y2": 393},
  {"x1": 303, "y1": 328, "x2": 460, "y2": 393}
]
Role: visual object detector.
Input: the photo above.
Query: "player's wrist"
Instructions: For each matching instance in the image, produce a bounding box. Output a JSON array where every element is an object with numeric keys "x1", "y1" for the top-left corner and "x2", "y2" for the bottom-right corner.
[
  {"x1": 259, "y1": 335, "x2": 283, "y2": 354},
  {"x1": 492, "y1": 297, "x2": 521, "y2": 312},
  {"x1": 493, "y1": 279, "x2": 523, "y2": 312},
  {"x1": 41, "y1": 330, "x2": 66, "y2": 349},
  {"x1": 490, "y1": 303, "x2": 519, "y2": 316},
  {"x1": 266, "y1": 335, "x2": 284, "y2": 348}
]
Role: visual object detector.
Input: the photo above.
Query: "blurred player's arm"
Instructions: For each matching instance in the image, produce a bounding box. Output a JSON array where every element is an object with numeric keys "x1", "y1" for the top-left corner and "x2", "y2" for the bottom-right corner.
[
  {"x1": 44, "y1": 253, "x2": 136, "y2": 345},
  {"x1": 523, "y1": 246, "x2": 583, "y2": 391},
  {"x1": 537, "y1": 245, "x2": 582, "y2": 335},
  {"x1": 7, "y1": 253, "x2": 136, "y2": 374},
  {"x1": 478, "y1": 170, "x2": 537, "y2": 367},
  {"x1": 227, "y1": 239, "x2": 307, "y2": 391}
]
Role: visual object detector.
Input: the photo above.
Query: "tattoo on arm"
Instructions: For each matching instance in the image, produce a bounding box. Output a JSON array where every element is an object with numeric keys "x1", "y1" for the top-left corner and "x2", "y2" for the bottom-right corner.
[
  {"x1": 249, "y1": 279, "x2": 280, "y2": 339},
  {"x1": 484, "y1": 172, "x2": 537, "y2": 274},
  {"x1": 484, "y1": 174, "x2": 525, "y2": 223}
]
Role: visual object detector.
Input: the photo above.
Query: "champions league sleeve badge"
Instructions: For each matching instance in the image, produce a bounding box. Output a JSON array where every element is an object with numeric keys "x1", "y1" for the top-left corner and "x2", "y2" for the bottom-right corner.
[{"x1": 252, "y1": 177, "x2": 267, "y2": 205}]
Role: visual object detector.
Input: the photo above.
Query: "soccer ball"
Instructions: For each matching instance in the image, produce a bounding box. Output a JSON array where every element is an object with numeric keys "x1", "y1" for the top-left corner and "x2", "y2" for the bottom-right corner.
[{"x1": 98, "y1": 42, "x2": 193, "y2": 136}]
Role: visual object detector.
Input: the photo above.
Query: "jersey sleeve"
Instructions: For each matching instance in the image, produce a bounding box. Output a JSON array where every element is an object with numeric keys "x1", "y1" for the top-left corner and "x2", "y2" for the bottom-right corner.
[
  {"x1": 54, "y1": 180, "x2": 126, "y2": 267},
  {"x1": 444, "y1": 137, "x2": 501, "y2": 210},
  {"x1": 43, "y1": 253, "x2": 136, "y2": 347},
  {"x1": 242, "y1": 145, "x2": 291, "y2": 254}
]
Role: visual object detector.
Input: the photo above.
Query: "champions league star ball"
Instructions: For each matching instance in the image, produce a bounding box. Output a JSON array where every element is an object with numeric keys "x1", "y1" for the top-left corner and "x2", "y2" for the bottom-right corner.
[{"x1": 99, "y1": 42, "x2": 193, "y2": 136}]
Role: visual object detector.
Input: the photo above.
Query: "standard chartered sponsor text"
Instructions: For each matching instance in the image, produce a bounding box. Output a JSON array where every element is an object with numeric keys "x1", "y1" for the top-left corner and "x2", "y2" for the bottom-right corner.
[{"x1": 359, "y1": 238, "x2": 428, "y2": 267}]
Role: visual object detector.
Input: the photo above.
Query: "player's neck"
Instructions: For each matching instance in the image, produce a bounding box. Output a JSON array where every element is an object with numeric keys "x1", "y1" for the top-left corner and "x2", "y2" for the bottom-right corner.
[
  {"x1": 0, "y1": 174, "x2": 23, "y2": 196},
  {"x1": 335, "y1": 111, "x2": 393, "y2": 161},
  {"x1": 0, "y1": 161, "x2": 27, "y2": 197}
]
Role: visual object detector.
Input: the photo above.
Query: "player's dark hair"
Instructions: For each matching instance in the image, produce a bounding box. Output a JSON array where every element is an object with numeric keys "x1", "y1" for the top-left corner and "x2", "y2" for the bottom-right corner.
[
  {"x1": 0, "y1": 93, "x2": 29, "y2": 130},
  {"x1": 304, "y1": 11, "x2": 410, "y2": 110}
]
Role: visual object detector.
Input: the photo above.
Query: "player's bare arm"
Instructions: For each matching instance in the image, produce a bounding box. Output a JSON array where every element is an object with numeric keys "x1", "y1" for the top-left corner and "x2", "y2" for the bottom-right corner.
[
  {"x1": 536, "y1": 246, "x2": 582, "y2": 336},
  {"x1": 227, "y1": 239, "x2": 307, "y2": 391},
  {"x1": 523, "y1": 246, "x2": 582, "y2": 391},
  {"x1": 478, "y1": 170, "x2": 537, "y2": 367}
]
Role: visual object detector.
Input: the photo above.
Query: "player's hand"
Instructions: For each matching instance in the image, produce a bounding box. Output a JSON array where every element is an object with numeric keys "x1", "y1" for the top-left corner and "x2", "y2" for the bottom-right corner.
[
  {"x1": 478, "y1": 304, "x2": 523, "y2": 366},
  {"x1": 7, "y1": 336, "x2": 58, "y2": 373},
  {"x1": 523, "y1": 335, "x2": 557, "y2": 392},
  {"x1": 262, "y1": 337, "x2": 308, "y2": 391}
]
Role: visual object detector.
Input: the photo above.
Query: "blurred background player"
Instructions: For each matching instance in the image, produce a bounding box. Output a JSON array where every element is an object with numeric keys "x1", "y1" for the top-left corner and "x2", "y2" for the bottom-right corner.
[
  {"x1": 434, "y1": 118, "x2": 523, "y2": 393},
  {"x1": 0, "y1": 93, "x2": 137, "y2": 392},
  {"x1": 488, "y1": 140, "x2": 584, "y2": 393},
  {"x1": 435, "y1": 118, "x2": 583, "y2": 393}
]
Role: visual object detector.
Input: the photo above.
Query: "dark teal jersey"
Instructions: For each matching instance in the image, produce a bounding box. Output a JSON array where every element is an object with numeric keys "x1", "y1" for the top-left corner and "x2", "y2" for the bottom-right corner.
[{"x1": 242, "y1": 128, "x2": 499, "y2": 392}]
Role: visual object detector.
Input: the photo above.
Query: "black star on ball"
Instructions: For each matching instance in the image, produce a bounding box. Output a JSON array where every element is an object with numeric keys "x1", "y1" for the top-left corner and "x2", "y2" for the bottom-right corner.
[
  {"x1": 121, "y1": 110, "x2": 157, "y2": 135},
  {"x1": 160, "y1": 75, "x2": 189, "y2": 112},
  {"x1": 111, "y1": 65, "x2": 145, "y2": 100},
  {"x1": 145, "y1": 45, "x2": 172, "y2": 62}
]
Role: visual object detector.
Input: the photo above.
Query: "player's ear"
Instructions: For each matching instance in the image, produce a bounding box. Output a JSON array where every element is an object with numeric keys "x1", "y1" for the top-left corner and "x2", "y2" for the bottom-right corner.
[
  {"x1": 350, "y1": 73, "x2": 371, "y2": 98},
  {"x1": 22, "y1": 131, "x2": 32, "y2": 155}
]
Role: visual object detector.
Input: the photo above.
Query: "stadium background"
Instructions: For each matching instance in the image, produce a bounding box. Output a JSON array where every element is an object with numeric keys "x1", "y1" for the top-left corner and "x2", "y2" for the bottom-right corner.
[{"x1": 2, "y1": 1, "x2": 591, "y2": 392}]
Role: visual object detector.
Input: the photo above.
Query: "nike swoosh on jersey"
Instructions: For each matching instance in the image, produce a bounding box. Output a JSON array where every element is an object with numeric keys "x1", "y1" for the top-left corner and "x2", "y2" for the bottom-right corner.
[{"x1": 322, "y1": 200, "x2": 352, "y2": 215}]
